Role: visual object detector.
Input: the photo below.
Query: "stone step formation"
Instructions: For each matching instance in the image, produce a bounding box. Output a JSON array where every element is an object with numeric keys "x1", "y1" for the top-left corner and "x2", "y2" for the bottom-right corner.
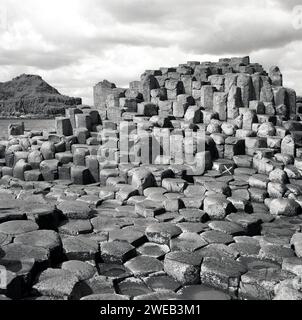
[{"x1": 1, "y1": 56, "x2": 302, "y2": 300}]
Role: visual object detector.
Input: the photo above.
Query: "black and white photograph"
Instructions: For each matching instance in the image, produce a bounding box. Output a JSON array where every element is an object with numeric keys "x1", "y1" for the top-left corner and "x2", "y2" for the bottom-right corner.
[{"x1": 1, "y1": 0, "x2": 302, "y2": 311}]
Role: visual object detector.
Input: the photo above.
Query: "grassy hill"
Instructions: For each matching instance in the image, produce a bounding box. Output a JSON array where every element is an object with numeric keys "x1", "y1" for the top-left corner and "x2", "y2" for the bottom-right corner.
[{"x1": 0, "y1": 74, "x2": 82, "y2": 118}]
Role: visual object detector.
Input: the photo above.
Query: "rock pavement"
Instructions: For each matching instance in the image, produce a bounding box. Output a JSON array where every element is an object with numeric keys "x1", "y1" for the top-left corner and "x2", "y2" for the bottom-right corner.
[{"x1": 1, "y1": 57, "x2": 302, "y2": 300}]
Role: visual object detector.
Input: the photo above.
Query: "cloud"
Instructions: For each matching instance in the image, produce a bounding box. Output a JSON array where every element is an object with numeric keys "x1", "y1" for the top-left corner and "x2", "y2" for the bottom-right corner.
[
  {"x1": 1, "y1": 0, "x2": 302, "y2": 104},
  {"x1": 271, "y1": 0, "x2": 302, "y2": 10}
]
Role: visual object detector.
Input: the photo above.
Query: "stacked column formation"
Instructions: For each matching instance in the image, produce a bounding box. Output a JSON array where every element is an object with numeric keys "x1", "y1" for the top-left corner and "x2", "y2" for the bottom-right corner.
[{"x1": 0, "y1": 56, "x2": 302, "y2": 300}]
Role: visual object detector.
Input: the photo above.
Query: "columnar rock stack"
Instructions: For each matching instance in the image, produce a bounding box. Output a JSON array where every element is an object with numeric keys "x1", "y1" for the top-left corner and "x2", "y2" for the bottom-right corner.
[{"x1": 1, "y1": 56, "x2": 302, "y2": 300}]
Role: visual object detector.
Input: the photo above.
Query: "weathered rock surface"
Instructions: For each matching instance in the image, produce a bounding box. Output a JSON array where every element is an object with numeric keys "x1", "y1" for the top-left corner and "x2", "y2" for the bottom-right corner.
[{"x1": 1, "y1": 56, "x2": 302, "y2": 300}]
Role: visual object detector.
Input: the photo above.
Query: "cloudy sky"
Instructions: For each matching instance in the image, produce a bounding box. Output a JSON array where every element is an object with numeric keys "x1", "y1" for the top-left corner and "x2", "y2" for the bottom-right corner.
[{"x1": 1, "y1": 0, "x2": 302, "y2": 104}]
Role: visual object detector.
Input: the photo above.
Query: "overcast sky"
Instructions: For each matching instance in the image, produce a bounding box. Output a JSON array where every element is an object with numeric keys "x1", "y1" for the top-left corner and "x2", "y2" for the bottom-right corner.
[{"x1": 1, "y1": 0, "x2": 302, "y2": 104}]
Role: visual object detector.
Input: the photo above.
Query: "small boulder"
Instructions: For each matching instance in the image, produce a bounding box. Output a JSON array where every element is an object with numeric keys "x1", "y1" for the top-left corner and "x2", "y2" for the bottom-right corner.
[{"x1": 269, "y1": 199, "x2": 301, "y2": 217}]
